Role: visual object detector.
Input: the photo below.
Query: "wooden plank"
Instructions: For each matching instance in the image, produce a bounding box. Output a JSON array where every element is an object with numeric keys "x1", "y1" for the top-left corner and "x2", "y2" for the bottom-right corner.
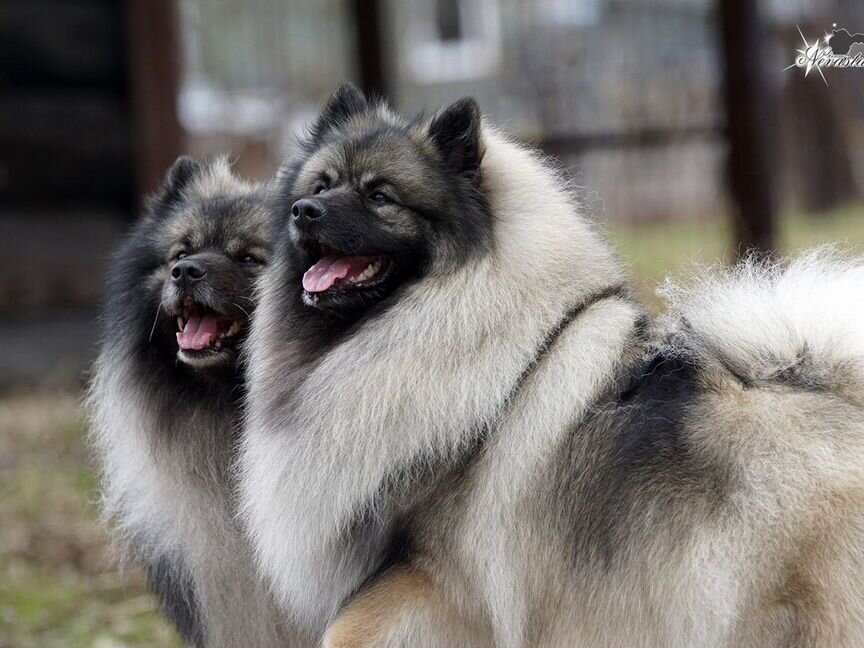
[
  {"x1": 718, "y1": 0, "x2": 777, "y2": 255},
  {"x1": 0, "y1": 92, "x2": 133, "y2": 205},
  {"x1": 0, "y1": 0, "x2": 126, "y2": 89},
  {"x1": 541, "y1": 125, "x2": 723, "y2": 157},
  {"x1": 125, "y1": 0, "x2": 183, "y2": 201},
  {"x1": 350, "y1": 0, "x2": 389, "y2": 98}
]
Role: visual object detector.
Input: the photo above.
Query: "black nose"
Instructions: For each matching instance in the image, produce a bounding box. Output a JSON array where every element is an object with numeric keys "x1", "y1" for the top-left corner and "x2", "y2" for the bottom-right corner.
[
  {"x1": 291, "y1": 198, "x2": 325, "y2": 222},
  {"x1": 171, "y1": 259, "x2": 207, "y2": 285}
]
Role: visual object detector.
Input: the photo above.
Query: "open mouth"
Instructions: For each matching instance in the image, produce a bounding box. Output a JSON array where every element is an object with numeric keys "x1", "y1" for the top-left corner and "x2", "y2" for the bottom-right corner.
[
  {"x1": 300, "y1": 241, "x2": 391, "y2": 294},
  {"x1": 174, "y1": 298, "x2": 244, "y2": 358}
]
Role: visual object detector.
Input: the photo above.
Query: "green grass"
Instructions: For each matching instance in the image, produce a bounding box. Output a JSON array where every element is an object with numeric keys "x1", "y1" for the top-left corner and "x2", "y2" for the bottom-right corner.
[
  {"x1": 2, "y1": 204, "x2": 862, "y2": 646},
  {"x1": 609, "y1": 204, "x2": 864, "y2": 309},
  {"x1": 0, "y1": 392, "x2": 182, "y2": 648},
  {"x1": 780, "y1": 204, "x2": 864, "y2": 251}
]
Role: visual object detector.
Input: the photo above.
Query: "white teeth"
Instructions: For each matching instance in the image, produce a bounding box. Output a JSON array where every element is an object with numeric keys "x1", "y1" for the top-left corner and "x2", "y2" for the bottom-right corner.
[
  {"x1": 177, "y1": 317, "x2": 184, "y2": 331},
  {"x1": 224, "y1": 320, "x2": 243, "y2": 338},
  {"x1": 354, "y1": 260, "x2": 382, "y2": 283}
]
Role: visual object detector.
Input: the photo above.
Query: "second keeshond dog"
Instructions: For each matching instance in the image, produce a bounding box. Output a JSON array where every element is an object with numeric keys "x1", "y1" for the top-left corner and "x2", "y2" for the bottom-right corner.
[
  {"x1": 87, "y1": 157, "x2": 308, "y2": 647},
  {"x1": 240, "y1": 83, "x2": 864, "y2": 647}
]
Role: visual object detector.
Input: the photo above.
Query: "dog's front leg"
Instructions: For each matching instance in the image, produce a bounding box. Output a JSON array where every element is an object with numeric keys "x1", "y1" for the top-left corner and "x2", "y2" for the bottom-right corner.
[{"x1": 323, "y1": 564, "x2": 491, "y2": 648}]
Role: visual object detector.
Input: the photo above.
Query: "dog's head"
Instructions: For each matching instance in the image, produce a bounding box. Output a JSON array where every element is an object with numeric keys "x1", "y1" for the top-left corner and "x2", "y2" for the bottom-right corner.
[
  {"x1": 114, "y1": 157, "x2": 269, "y2": 370},
  {"x1": 275, "y1": 83, "x2": 492, "y2": 317}
]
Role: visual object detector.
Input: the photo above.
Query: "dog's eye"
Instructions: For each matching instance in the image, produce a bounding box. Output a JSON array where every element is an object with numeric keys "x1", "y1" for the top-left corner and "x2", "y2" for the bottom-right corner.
[
  {"x1": 174, "y1": 250, "x2": 188, "y2": 261},
  {"x1": 313, "y1": 175, "x2": 332, "y2": 195},
  {"x1": 369, "y1": 191, "x2": 392, "y2": 206},
  {"x1": 239, "y1": 254, "x2": 263, "y2": 265}
]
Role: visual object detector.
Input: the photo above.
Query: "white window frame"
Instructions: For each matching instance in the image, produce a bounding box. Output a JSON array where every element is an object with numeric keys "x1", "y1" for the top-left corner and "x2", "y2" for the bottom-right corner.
[{"x1": 403, "y1": 0, "x2": 501, "y2": 83}]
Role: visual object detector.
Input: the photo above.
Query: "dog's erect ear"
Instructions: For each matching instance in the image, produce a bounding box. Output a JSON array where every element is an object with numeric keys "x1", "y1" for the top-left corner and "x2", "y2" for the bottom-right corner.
[
  {"x1": 429, "y1": 98, "x2": 483, "y2": 177},
  {"x1": 149, "y1": 156, "x2": 204, "y2": 214},
  {"x1": 315, "y1": 82, "x2": 368, "y2": 133}
]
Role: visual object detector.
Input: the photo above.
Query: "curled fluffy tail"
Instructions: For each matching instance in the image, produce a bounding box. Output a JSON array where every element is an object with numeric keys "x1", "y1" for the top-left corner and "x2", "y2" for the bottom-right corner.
[{"x1": 659, "y1": 248, "x2": 864, "y2": 401}]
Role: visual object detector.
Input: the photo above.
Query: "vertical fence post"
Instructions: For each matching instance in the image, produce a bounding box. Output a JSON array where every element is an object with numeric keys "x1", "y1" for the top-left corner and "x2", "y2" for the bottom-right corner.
[
  {"x1": 350, "y1": 0, "x2": 388, "y2": 98},
  {"x1": 126, "y1": 0, "x2": 183, "y2": 203},
  {"x1": 718, "y1": 0, "x2": 777, "y2": 255}
]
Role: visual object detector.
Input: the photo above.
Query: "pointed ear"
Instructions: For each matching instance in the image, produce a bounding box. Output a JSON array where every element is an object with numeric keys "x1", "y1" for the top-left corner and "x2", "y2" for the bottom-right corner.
[
  {"x1": 315, "y1": 82, "x2": 369, "y2": 133},
  {"x1": 149, "y1": 156, "x2": 203, "y2": 213},
  {"x1": 428, "y1": 98, "x2": 483, "y2": 177}
]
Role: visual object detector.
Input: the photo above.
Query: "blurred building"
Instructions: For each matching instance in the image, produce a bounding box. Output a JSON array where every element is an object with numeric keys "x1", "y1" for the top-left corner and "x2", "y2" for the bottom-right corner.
[
  {"x1": 179, "y1": 0, "x2": 727, "y2": 221},
  {"x1": 1, "y1": 0, "x2": 863, "y2": 385},
  {"x1": 177, "y1": 0, "x2": 863, "y2": 224},
  {"x1": 0, "y1": 0, "x2": 181, "y2": 385}
]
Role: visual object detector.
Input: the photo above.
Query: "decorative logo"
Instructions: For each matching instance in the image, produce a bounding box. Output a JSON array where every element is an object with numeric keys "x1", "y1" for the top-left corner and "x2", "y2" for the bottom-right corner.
[{"x1": 785, "y1": 24, "x2": 864, "y2": 84}]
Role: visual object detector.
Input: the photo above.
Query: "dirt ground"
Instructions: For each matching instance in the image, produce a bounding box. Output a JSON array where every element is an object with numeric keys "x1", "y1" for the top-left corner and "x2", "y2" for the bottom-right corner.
[{"x1": 0, "y1": 390, "x2": 182, "y2": 648}]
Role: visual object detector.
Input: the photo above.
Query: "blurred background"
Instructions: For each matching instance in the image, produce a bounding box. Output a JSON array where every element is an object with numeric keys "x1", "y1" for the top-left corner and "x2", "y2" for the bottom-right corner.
[{"x1": 2, "y1": 0, "x2": 863, "y2": 646}]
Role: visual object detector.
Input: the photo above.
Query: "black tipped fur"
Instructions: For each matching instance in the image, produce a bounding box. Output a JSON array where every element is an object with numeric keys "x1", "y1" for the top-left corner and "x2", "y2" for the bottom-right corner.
[
  {"x1": 102, "y1": 158, "x2": 269, "y2": 412},
  {"x1": 149, "y1": 156, "x2": 205, "y2": 213},
  {"x1": 147, "y1": 557, "x2": 204, "y2": 648},
  {"x1": 93, "y1": 157, "x2": 275, "y2": 643},
  {"x1": 307, "y1": 82, "x2": 370, "y2": 144},
  {"x1": 320, "y1": 82, "x2": 368, "y2": 124},
  {"x1": 269, "y1": 88, "x2": 493, "y2": 336},
  {"x1": 428, "y1": 98, "x2": 483, "y2": 177}
]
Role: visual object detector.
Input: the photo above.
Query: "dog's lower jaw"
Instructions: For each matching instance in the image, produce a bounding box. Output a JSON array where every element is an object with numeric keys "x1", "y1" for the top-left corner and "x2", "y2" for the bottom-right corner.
[{"x1": 177, "y1": 348, "x2": 236, "y2": 369}]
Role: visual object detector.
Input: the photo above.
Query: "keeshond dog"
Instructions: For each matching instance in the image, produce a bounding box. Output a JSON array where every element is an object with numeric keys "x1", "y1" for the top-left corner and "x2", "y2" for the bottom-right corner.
[
  {"x1": 87, "y1": 157, "x2": 306, "y2": 647},
  {"x1": 240, "y1": 83, "x2": 864, "y2": 647}
]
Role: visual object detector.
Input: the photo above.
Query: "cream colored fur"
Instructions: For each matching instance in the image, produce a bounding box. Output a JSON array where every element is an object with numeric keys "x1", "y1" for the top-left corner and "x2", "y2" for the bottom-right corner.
[
  {"x1": 240, "y1": 125, "x2": 628, "y2": 631},
  {"x1": 87, "y1": 163, "x2": 308, "y2": 647},
  {"x1": 88, "y1": 357, "x2": 293, "y2": 647},
  {"x1": 659, "y1": 249, "x2": 864, "y2": 405},
  {"x1": 330, "y1": 249, "x2": 864, "y2": 648},
  {"x1": 242, "y1": 116, "x2": 864, "y2": 647}
]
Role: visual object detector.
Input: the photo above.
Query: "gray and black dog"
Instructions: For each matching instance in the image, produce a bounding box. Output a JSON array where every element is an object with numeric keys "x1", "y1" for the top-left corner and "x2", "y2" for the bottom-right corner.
[
  {"x1": 240, "y1": 84, "x2": 864, "y2": 647},
  {"x1": 87, "y1": 157, "x2": 307, "y2": 647}
]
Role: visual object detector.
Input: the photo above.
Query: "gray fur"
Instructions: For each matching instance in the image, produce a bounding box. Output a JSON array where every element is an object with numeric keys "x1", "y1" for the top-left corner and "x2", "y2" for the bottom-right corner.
[
  {"x1": 242, "y1": 89, "x2": 864, "y2": 648},
  {"x1": 87, "y1": 157, "x2": 309, "y2": 647}
]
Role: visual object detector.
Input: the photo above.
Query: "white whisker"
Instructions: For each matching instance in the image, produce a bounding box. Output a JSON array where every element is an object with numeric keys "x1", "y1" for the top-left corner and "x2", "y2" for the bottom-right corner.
[
  {"x1": 148, "y1": 304, "x2": 162, "y2": 342},
  {"x1": 232, "y1": 302, "x2": 251, "y2": 319}
]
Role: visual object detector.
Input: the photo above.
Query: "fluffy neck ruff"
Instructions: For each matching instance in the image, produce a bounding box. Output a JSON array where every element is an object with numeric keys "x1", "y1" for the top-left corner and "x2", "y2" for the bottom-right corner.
[{"x1": 239, "y1": 128, "x2": 630, "y2": 629}]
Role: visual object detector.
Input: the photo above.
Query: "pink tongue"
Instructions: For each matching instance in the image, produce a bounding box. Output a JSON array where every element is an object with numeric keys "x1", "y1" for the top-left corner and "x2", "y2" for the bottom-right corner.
[
  {"x1": 302, "y1": 255, "x2": 378, "y2": 293},
  {"x1": 176, "y1": 314, "x2": 220, "y2": 351}
]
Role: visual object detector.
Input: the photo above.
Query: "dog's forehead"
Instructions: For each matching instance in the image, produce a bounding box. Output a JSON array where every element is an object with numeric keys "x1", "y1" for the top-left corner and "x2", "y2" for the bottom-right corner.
[
  {"x1": 158, "y1": 197, "x2": 268, "y2": 250},
  {"x1": 300, "y1": 127, "x2": 433, "y2": 188}
]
